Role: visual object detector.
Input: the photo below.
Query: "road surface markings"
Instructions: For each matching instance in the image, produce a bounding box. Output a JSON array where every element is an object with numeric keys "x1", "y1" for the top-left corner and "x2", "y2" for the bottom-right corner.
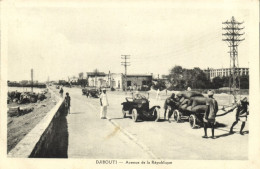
[{"x1": 85, "y1": 100, "x2": 160, "y2": 159}]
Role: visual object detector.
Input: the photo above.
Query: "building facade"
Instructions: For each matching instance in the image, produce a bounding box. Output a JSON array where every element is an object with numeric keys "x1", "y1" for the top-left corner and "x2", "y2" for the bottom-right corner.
[
  {"x1": 84, "y1": 72, "x2": 152, "y2": 90},
  {"x1": 122, "y1": 74, "x2": 153, "y2": 90},
  {"x1": 87, "y1": 72, "x2": 108, "y2": 87},
  {"x1": 204, "y1": 67, "x2": 249, "y2": 80}
]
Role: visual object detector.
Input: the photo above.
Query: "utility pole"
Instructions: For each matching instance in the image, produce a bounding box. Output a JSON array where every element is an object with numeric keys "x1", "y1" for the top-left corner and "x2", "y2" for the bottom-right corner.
[
  {"x1": 121, "y1": 55, "x2": 130, "y2": 93},
  {"x1": 31, "y1": 69, "x2": 33, "y2": 93},
  {"x1": 108, "y1": 70, "x2": 111, "y2": 88},
  {"x1": 222, "y1": 16, "x2": 245, "y2": 103}
]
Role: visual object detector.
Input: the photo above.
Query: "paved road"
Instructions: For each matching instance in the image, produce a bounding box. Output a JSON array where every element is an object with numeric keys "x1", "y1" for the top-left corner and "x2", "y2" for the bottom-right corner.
[{"x1": 64, "y1": 87, "x2": 248, "y2": 160}]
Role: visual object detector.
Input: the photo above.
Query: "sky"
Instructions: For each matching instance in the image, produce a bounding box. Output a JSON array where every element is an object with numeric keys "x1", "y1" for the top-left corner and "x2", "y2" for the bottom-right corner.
[{"x1": 6, "y1": 0, "x2": 255, "y2": 82}]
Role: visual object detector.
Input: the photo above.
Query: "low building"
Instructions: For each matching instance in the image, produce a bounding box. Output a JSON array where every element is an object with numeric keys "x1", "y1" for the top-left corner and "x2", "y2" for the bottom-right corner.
[
  {"x1": 68, "y1": 76, "x2": 78, "y2": 83},
  {"x1": 204, "y1": 67, "x2": 249, "y2": 80},
  {"x1": 87, "y1": 72, "x2": 108, "y2": 87},
  {"x1": 109, "y1": 73, "x2": 123, "y2": 89},
  {"x1": 123, "y1": 74, "x2": 153, "y2": 90}
]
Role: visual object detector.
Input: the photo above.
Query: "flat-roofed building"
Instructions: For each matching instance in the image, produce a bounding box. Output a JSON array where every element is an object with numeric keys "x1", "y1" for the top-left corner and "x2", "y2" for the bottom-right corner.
[{"x1": 204, "y1": 67, "x2": 249, "y2": 80}]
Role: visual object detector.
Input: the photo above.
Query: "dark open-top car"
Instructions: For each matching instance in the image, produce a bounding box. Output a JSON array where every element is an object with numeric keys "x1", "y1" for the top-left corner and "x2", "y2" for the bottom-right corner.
[
  {"x1": 82, "y1": 88, "x2": 100, "y2": 98},
  {"x1": 121, "y1": 93, "x2": 160, "y2": 122}
]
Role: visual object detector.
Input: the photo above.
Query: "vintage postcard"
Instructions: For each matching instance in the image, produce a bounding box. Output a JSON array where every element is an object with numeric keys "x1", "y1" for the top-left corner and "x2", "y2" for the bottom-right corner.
[{"x1": 0, "y1": 0, "x2": 259, "y2": 169}]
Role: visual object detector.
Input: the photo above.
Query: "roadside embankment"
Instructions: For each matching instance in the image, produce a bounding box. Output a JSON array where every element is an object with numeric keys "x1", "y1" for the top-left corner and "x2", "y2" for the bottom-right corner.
[{"x1": 8, "y1": 88, "x2": 68, "y2": 158}]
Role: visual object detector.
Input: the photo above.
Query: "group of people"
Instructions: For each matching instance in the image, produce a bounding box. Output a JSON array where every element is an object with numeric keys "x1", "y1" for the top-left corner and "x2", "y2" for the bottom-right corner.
[
  {"x1": 163, "y1": 89, "x2": 249, "y2": 139},
  {"x1": 60, "y1": 85, "x2": 249, "y2": 139}
]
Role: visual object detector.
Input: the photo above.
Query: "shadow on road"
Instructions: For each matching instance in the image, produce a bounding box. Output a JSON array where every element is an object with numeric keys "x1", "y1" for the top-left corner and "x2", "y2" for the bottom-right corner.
[
  {"x1": 215, "y1": 122, "x2": 228, "y2": 129},
  {"x1": 70, "y1": 112, "x2": 84, "y2": 115}
]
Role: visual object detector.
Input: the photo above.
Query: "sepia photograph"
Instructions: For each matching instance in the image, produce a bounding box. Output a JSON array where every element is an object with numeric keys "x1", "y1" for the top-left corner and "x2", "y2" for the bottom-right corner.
[{"x1": 0, "y1": 0, "x2": 259, "y2": 169}]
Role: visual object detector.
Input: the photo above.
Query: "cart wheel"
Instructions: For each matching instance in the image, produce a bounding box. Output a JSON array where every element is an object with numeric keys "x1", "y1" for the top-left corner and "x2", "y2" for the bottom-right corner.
[
  {"x1": 173, "y1": 110, "x2": 181, "y2": 122},
  {"x1": 132, "y1": 109, "x2": 139, "y2": 122},
  {"x1": 189, "y1": 114, "x2": 197, "y2": 129},
  {"x1": 122, "y1": 108, "x2": 127, "y2": 118},
  {"x1": 153, "y1": 107, "x2": 160, "y2": 122}
]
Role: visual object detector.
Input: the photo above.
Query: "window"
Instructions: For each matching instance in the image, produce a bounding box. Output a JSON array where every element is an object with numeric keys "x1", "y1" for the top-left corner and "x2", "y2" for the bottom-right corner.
[{"x1": 127, "y1": 81, "x2": 131, "y2": 87}]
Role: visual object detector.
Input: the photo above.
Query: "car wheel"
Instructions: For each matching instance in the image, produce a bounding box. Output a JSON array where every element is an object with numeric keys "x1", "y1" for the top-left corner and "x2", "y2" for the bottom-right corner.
[
  {"x1": 189, "y1": 114, "x2": 197, "y2": 129},
  {"x1": 153, "y1": 107, "x2": 160, "y2": 122},
  {"x1": 122, "y1": 108, "x2": 127, "y2": 118},
  {"x1": 132, "y1": 109, "x2": 138, "y2": 122},
  {"x1": 173, "y1": 110, "x2": 181, "y2": 122}
]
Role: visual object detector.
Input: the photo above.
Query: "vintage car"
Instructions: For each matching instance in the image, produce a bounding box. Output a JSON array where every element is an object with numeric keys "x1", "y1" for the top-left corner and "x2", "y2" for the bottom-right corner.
[
  {"x1": 82, "y1": 88, "x2": 100, "y2": 98},
  {"x1": 121, "y1": 93, "x2": 160, "y2": 122}
]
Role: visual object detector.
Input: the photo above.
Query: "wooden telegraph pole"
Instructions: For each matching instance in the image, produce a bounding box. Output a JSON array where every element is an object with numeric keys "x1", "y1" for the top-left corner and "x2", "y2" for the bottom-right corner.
[{"x1": 121, "y1": 55, "x2": 130, "y2": 94}]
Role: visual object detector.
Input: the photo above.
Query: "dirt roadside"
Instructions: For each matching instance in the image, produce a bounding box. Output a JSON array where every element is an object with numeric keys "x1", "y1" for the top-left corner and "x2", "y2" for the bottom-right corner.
[{"x1": 7, "y1": 91, "x2": 59, "y2": 153}]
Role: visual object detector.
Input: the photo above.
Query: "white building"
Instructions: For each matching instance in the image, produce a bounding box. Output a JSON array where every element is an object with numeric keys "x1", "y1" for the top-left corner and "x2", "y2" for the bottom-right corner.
[{"x1": 204, "y1": 67, "x2": 249, "y2": 80}]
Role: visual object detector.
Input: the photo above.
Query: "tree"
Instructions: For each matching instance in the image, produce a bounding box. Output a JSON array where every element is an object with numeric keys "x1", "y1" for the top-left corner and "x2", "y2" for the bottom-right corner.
[
  {"x1": 168, "y1": 66, "x2": 211, "y2": 90},
  {"x1": 168, "y1": 66, "x2": 185, "y2": 90},
  {"x1": 240, "y1": 75, "x2": 249, "y2": 89}
]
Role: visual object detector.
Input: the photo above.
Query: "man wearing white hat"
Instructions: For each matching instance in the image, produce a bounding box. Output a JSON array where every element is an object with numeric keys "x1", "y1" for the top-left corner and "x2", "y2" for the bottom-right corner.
[
  {"x1": 202, "y1": 90, "x2": 218, "y2": 139},
  {"x1": 100, "y1": 88, "x2": 109, "y2": 119}
]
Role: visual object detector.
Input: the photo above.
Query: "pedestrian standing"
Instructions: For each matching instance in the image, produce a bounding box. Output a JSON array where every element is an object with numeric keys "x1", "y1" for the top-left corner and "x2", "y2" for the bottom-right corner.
[
  {"x1": 100, "y1": 89, "x2": 109, "y2": 119},
  {"x1": 202, "y1": 90, "x2": 218, "y2": 139},
  {"x1": 65, "y1": 92, "x2": 71, "y2": 114},
  {"x1": 59, "y1": 87, "x2": 64, "y2": 98},
  {"x1": 156, "y1": 89, "x2": 160, "y2": 100},
  {"x1": 86, "y1": 90, "x2": 89, "y2": 98},
  {"x1": 229, "y1": 97, "x2": 249, "y2": 135}
]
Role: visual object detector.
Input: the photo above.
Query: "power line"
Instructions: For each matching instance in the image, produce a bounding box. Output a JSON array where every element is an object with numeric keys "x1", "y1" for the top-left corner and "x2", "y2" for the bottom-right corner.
[
  {"x1": 121, "y1": 55, "x2": 130, "y2": 93},
  {"x1": 222, "y1": 16, "x2": 245, "y2": 103}
]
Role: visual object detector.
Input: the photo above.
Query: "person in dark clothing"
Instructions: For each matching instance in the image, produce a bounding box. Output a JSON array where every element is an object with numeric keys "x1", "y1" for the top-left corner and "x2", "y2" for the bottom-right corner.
[
  {"x1": 65, "y1": 92, "x2": 71, "y2": 114},
  {"x1": 59, "y1": 87, "x2": 64, "y2": 98},
  {"x1": 202, "y1": 90, "x2": 218, "y2": 139},
  {"x1": 229, "y1": 97, "x2": 249, "y2": 135},
  {"x1": 164, "y1": 93, "x2": 178, "y2": 121}
]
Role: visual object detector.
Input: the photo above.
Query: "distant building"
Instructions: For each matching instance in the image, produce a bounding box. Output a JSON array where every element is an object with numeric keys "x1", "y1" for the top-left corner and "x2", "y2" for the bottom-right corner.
[
  {"x1": 123, "y1": 74, "x2": 153, "y2": 90},
  {"x1": 109, "y1": 73, "x2": 123, "y2": 89},
  {"x1": 68, "y1": 76, "x2": 78, "y2": 83},
  {"x1": 204, "y1": 67, "x2": 249, "y2": 80},
  {"x1": 85, "y1": 71, "x2": 153, "y2": 90},
  {"x1": 87, "y1": 72, "x2": 107, "y2": 87}
]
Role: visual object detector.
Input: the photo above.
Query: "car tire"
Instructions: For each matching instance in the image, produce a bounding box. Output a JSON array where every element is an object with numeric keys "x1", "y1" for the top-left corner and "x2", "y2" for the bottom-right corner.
[
  {"x1": 122, "y1": 108, "x2": 127, "y2": 118},
  {"x1": 153, "y1": 107, "x2": 160, "y2": 122},
  {"x1": 173, "y1": 110, "x2": 181, "y2": 122},
  {"x1": 132, "y1": 109, "x2": 139, "y2": 122},
  {"x1": 189, "y1": 114, "x2": 197, "y2": 129}
]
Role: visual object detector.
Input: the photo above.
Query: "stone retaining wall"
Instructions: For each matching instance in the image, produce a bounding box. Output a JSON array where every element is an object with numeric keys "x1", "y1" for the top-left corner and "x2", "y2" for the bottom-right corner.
[{"x1": 8, "y1": 89, "x2": 68, "y2": 158}]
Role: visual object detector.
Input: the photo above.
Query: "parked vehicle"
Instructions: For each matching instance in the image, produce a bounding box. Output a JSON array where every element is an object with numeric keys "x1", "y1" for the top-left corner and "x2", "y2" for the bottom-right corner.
[
  {"x1": 121, "y1": 93, "x2": 160, "y2": 122},
  {"x1": 82, "y1": 88, "x2": 100, "y2": 98}
]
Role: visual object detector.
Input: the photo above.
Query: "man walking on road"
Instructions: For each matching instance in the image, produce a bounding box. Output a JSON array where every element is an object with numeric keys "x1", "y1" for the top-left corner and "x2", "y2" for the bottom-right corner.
[
  {"x1": 229, "y1": 97, "x2": 249, "y2": 135},
  {"x1": 100, "y1": 89, "x2": 109, "y2": 119},
  {"x1": 164, "y1": 93, "x2": 178, "y2": 121},
  {"x1": 59, "y1": 87, "x2": 64, "y2": 98},
  {"x1": 65, "y1": 92, "x2": 71, "y2": 114},
  {"x1": 202, "y1": 90, "x2": 218, "y2": 139}
]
